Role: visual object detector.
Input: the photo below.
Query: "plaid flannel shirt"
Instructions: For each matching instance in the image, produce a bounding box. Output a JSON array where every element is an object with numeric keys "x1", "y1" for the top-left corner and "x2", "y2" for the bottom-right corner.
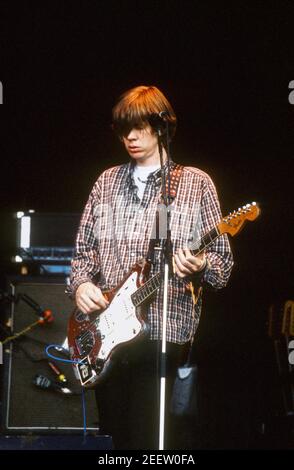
[{"x1": 68, "y1": 160, "x2": 233, "y2": 344}]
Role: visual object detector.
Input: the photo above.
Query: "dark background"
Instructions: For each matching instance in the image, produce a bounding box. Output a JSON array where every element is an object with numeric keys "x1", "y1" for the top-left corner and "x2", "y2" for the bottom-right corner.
[{"x1": 0, "y1": 1, "x2": 293, "y2": 448}]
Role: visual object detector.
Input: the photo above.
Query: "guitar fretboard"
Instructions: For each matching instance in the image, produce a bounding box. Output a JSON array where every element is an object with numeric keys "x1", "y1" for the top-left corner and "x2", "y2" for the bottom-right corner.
[
  {"x1": 190, "y1": 226, "x2": 219, "y2": 256},
  {"x1": 131, "y1": 272, "x2": 161, "y2": 307},
  {"x1": 131, "y1": 226, "x2": 221, "y2": 307}
]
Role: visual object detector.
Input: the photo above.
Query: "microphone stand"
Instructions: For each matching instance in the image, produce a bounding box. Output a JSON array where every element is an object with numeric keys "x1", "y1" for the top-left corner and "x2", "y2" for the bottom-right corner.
[{"x1": 156, "y1": 120, "x2": 173, "y2": 451}]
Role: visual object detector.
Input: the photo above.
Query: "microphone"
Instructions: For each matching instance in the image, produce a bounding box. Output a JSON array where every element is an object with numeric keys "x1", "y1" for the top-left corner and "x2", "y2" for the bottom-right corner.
[
  {"x1": 33, "y1": 374, "x2": 73, "y2": 394},
  {"x1": 157, "y1": 111, "x2": 170, "y2": 118},
  {"x1": 148, "y1": 111, "x2": 170, "y2": 131}
]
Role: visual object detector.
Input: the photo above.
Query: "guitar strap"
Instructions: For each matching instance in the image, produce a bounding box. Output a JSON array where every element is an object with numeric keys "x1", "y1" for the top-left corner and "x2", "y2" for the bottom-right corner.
[
  {"x1": 160, "y1": 162, "x2": 184, "y2": 203},
  {"x1": 146, "y1": 163, "x2": 184, "y2": 265}
]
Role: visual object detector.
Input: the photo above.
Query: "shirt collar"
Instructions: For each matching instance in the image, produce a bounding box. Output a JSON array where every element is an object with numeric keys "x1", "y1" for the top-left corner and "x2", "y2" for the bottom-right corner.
[{"x1": 126, "y1": 158, "x2": 176, "y2": 190}]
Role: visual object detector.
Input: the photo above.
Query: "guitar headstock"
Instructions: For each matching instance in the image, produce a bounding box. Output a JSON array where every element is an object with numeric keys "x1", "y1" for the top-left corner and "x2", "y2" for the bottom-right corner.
[{"x1": 218, "y1": 202, "x2": 260, "y2": 237}]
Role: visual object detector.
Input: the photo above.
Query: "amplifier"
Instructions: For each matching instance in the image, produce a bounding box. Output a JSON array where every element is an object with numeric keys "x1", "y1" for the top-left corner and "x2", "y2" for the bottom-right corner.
[
  {"x1": 14, "y1": 211, "x2": 81, "y2": 274},
  {"x1": 1, "y1": 277, "x2": 99, "y2": 434}
]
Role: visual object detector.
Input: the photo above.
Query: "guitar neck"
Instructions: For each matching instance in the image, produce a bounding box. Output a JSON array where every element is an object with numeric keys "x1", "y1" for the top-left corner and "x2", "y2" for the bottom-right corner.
[
  {"x1": 190, "y1": 226, "x2": 220, "y2": 256},
  {"x1": 131, "y1": 225, "x2": 220, "y2": 307},
  {"x1": 131, "y1": 272, "x2": 161, "y2": 307},
  {"x1": 131, "y1": 201, "x2": 260, "y2": 308}
]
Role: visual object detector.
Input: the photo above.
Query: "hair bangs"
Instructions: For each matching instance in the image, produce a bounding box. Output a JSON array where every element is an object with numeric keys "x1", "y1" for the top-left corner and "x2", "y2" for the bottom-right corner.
[{"x1": 112, "y1": 86, "x2": 177, "y2": 139}]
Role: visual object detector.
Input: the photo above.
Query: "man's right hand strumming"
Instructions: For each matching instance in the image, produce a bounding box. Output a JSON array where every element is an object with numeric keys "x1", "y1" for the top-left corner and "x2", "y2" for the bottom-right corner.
[{"x1": 75, "y1": 282, "x2": 109, "y2": 314}]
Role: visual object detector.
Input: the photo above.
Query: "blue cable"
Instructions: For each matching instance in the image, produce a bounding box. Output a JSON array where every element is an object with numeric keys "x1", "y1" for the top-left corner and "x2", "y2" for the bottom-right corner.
[
  {"x1": 45, "y1": 344, "x2": 87, "y2": 439},
  {"x1": 81, "y1": 387, "x2": 87, "y2": 440},
  {"x1": 45, "y1": 344, "x2": 82, "y2": 364}
]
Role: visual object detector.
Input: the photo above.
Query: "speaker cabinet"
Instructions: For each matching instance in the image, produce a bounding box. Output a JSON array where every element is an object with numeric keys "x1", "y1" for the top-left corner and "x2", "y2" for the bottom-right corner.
[{"x1": 1, "y1": 277, "x2": 99, "y2": 433}]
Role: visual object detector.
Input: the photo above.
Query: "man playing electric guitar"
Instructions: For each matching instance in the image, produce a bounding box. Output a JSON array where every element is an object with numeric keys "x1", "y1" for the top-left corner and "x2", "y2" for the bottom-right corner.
[{"x1": 67, "y1": 85, "x2": 234, "y2": 449}]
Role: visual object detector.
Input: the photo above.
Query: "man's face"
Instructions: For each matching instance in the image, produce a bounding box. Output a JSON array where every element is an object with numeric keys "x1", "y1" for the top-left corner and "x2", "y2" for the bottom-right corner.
[{"x1": 122, "y1": 124, "x2": 159, "y2": 163}]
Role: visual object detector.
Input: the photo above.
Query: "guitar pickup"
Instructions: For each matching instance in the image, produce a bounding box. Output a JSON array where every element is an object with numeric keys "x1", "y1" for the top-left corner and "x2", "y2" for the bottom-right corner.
[{"x1": 76, "y1": 330, "x2": 95, "y2": 357}]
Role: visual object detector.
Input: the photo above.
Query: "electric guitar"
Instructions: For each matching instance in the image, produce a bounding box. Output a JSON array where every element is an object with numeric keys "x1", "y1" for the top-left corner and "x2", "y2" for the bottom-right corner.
[{"x1": 68, "y1": 202, "x2": 260, "y2": 388}]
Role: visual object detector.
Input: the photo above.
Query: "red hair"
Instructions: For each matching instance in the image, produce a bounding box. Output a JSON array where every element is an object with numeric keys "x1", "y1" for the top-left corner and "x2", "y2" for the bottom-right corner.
[{"x1": 112, "y1": 85, "x2": 177, "y2": 139}]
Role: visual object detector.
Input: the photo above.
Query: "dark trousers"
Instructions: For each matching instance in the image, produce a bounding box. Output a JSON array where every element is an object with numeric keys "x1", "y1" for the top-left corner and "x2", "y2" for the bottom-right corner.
[{"x1": 95, "y1": 338, "x2": 191, "y2": 450}]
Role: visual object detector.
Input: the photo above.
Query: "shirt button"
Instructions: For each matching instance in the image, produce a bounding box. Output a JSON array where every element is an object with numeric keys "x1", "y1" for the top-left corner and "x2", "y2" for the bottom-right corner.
[{"x1": 131, "y1": 253, "x2": 136, "y2": 257}]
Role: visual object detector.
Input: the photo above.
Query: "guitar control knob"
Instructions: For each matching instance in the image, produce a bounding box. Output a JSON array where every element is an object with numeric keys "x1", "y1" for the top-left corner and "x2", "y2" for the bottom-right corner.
[{"x1": 96, "y1": 359, "x2": 104, "y2": 372}]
